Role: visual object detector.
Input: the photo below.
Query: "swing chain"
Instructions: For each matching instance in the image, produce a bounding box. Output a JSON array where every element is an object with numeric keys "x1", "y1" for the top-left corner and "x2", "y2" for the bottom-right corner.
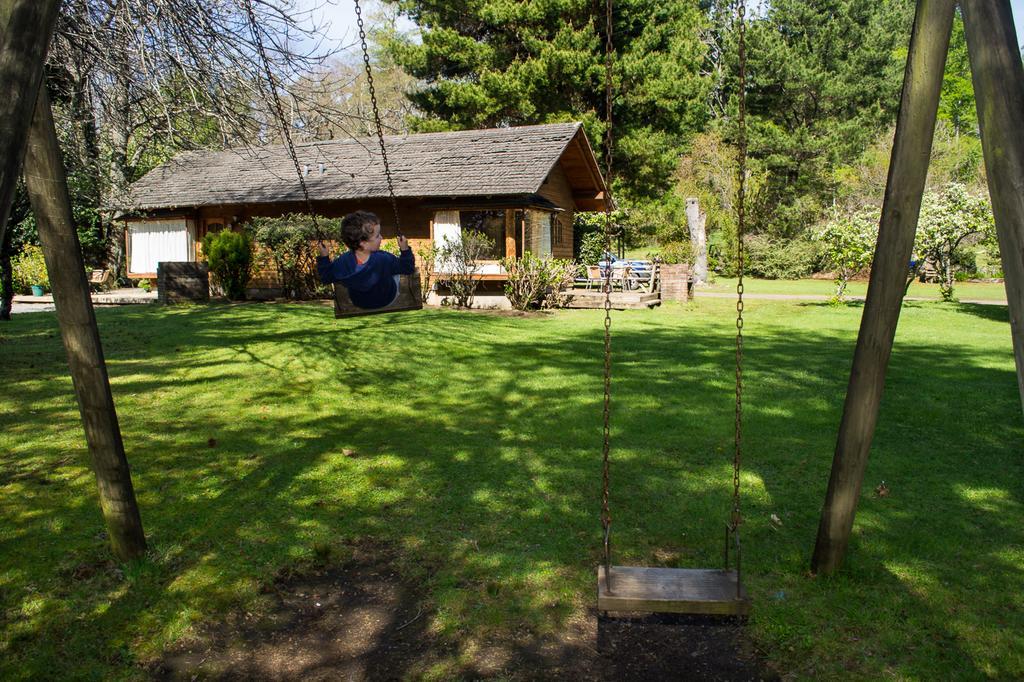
[
  {"x1": 243, "y1": 0, "x2": 325, "y2": 246},
  {"x1": 600, "y1": 0, "x2": 615, "y2": 577},
  {"x1": 354, "y1": 0, "x2": 403, "y2": 238},
  {"x1": 731, "y1": 0, "x2": 748, "y2": 537}
]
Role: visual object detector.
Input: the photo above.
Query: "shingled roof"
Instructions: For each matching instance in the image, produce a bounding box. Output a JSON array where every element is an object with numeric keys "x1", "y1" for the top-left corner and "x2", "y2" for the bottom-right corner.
[{"x1": 126, "y1": 122, "x2": 603, "y2": 211}]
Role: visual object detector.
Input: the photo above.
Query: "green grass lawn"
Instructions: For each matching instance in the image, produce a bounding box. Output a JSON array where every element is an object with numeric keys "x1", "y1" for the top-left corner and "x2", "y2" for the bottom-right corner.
[
  {"x1": 703, "y1": 276, "x2": 1009, "y2": 302},
  {"x1": 2, "y1": 299, "x2": 1022, "y2": 679}
]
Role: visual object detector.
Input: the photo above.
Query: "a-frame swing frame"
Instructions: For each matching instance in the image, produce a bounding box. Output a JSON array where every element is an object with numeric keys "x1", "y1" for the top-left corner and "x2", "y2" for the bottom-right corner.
[{"x1": 812, "y1": 0, "x2": 1024, "y2": 576}]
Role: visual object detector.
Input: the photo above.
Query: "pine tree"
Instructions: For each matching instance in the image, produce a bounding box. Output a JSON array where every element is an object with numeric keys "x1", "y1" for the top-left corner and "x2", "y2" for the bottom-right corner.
[{"x1": 741, "y1": 0, "x2": 915, "y2": 238}]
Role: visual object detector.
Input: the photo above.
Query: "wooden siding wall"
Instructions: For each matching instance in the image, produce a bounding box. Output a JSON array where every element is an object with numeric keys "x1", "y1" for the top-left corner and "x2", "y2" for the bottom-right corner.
[
  {"x1": 128, "y1": 199, "x2": 433, "y2": 282},
  {"x1": 538, "y1": 162, "x2": 575, "y2": 259}
]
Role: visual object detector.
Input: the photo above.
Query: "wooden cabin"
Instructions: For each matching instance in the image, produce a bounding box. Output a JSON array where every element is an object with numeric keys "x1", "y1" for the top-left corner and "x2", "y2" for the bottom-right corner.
[{"x1": 121, "y1": 123, "x2": 608, "y2": 297}]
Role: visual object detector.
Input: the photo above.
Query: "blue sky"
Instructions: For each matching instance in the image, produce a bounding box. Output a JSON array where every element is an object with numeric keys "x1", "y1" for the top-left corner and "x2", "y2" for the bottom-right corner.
[{"x1": 300, "y1": 0, "x2": 1024, "y2": 60}]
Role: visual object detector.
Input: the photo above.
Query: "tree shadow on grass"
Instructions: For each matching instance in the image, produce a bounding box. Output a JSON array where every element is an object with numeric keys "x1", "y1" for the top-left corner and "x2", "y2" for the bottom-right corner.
[
  {"x1": 953, "y1": 301, "x2": 1011, "y2": 323},
  {"x1": 0, "y1": 302, "x2": 1021, "y2": 679}
]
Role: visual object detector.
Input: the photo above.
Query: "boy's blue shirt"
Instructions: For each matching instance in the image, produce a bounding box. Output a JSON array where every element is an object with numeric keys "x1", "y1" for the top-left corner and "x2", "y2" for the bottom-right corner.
[{"x1": 316, "y1": 249, "x2": 415, "y2": 309}]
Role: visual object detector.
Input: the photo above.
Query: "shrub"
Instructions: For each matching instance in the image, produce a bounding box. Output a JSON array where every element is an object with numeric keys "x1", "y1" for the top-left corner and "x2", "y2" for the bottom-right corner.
[
  {"x1": 814, "y1": 209, "x2": 878, "y2": 300},
  {"x1": 916, "y1": 183, "x2": 995, "y2": 301},
  {"x1": 436, "y1": 230, "x2": 493, "y2": 308},
  {"x1": 12, "y1": 245, "x2": 49, "y2": 293},
  {"x1": 541, "y1": 259, "x2": 579, "y2": 309},
  {"x1": 202, "y1": 230, "x2": 253, "y2": 300},
  {"x1": 415, "y1": 242, "x2": 438, "y2": 303},
  {"x1": 499, "y1": 253, "x2": 579, "y2": 310},
  {"x1": 746, "y1": 234, "x2": 823, "y2": 281},
  {"x1": 578, "y1": 230, "x2": 607, "y2": 265},
  {"x1": 246, "y1": 214, "x2": 338, "y2": 299},
  {"x1": 656, "y1": 241, "x2": 693, "y2": 265},
  {"x1": 500, "y1": 252, "x2": 547, "y2": 309}
]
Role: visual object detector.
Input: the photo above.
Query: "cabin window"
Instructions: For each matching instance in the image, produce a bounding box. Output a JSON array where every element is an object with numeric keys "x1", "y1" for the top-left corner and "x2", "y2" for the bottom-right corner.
[
  {"x1": 128, "y1": 219, "x2": 193, "y2": 274},
  {"x1": 524, "y1": 210, "x2": 553, "y2": 257},
  {"x1": 459, "y1": 210, "x2": 505, "y2": 259},
  {"x1": 552, "y1": 216, "x2": 566, "y2": 247}
]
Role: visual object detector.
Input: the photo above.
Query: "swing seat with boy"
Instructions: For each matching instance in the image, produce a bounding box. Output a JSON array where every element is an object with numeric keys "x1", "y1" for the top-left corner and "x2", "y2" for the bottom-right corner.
[{"x1": 316, "y1": 210, "x2": 422, "y2": 318}]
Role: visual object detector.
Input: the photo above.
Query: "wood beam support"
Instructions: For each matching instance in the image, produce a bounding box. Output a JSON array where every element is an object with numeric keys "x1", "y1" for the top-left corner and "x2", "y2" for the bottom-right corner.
[
  {"x1": 24, "y1": 87, "x2": 147, "y2": 561},
  {"x1": 0, "y1": 0, "x2": 60, "y2": 247},
  {"x1": 810, "y1": 0, "x2": 955, "y2": 576},
  {"x1": 504, "y1": 209, "x2": 516, "y2": 259},
  {"x1": 961, "y1": 0, "x2": 1024, "y2": 416}
]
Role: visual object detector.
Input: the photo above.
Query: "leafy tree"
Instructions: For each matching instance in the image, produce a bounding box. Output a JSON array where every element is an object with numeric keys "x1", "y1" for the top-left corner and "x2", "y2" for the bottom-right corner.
[
  {"x1": 815, "y1": 208, "x2": 879, "y2": 300},
  {"x1": 741, "y1": 0, "x2": 914, "y2": 238},
  {"x1": 46, "y1": 1, "x2": 339, "y2": 278},
  {"x1": 387, "y1": 0, "x2": 711, "y2": 200},
  {"x1": 937, "y1": 12, "x2": 977, "y2": 139},
  {"x1": 916, "y1": 183, "x2": 994, "y2": 301}
]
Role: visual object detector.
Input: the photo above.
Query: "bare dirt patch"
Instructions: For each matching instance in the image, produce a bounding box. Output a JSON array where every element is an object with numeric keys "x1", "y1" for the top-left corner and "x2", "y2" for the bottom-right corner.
[{"x1": 153, "y1": 546, "x2": 775, "y2": 680}]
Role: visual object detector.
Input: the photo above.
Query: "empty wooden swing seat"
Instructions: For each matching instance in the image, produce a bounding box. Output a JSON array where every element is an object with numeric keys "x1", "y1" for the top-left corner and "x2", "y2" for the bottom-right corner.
[
  {"x1": 332, "y1": 272, "x2": 423, "y2": 318},
  {"x1": 598, "y1": 565, "x2": 750, "y2": 616}
]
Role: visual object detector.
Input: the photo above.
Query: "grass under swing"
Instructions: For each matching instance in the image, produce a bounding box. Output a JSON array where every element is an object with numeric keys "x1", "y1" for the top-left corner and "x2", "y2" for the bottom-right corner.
[{"x1": 0, "y1": 294, "x2": 1022, "y2": 679}]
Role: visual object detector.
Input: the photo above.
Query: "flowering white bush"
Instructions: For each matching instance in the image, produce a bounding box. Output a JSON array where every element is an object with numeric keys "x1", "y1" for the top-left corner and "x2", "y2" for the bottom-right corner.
[
  {"x1": 915, "y1": 183, "x2": 995, "y2": 301},
  {"x1": 815, "y1": 208, "x2": 879, "y2": 300}
]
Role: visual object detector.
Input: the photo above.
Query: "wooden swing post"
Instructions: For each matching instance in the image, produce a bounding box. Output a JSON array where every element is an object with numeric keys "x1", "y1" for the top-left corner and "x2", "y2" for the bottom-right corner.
[
  {"x1": 961, "y1": 0, "x2": 1024, "y2": 417},
  {"x1": 0, "y1": 0, "x2": 60, "y2": 247},
  {"x1": 811, "y1": 0, "x2": 955, "y2": 575},
  {"x1": 24, "y1": 87, "x2": 147, "y2": 561}
]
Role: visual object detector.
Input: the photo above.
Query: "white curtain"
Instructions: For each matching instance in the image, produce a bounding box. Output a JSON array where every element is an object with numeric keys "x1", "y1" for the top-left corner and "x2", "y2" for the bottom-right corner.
[
  {"x1": 433, "y1": 210, "x2": 461, "y2": 272},
  {"x1": 129, "y1": 220, "x2": 191, "y2": 274}
]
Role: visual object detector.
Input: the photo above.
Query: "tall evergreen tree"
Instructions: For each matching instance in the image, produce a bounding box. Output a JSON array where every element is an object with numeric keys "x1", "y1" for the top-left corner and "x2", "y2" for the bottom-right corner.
[
  {"x1": 741, "y1": 0, "x2": 914, "y2": 238},
  {"x1": 387, "y1": 0, "x2": 710, "y2": 199}
]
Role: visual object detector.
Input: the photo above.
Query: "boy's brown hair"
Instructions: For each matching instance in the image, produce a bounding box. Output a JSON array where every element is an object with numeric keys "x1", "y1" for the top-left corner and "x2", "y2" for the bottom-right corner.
[{"x1": 340, "y1": 210, "x2": 380, "y2": 251}]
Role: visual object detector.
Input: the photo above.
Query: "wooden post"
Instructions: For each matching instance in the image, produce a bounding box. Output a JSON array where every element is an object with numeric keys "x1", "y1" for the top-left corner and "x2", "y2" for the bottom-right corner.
[
  {"x1": 0, "y1": 0, "x2": 60, "y2": 247},
  {"x1": 23, "y1": 87, "x2": 147, "y2": 561},
  {"x1": 961, "y1": 1, "x2": 1024, "y2": 417},
  {"x1": 686, "y1": 198, "x2": 708, "y2": 285},
  {"x1": 504, "y1": 209, "x2": 516, "y2": 259},
  {"x1": 810, "y1": 0, "x2": 955, "y2": 575}
]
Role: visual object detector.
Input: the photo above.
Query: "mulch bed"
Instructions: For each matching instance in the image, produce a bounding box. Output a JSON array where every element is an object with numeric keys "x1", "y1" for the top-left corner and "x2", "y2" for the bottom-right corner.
[{"x1": 152, "y1": 545, "x2": 775, "y2": 681}]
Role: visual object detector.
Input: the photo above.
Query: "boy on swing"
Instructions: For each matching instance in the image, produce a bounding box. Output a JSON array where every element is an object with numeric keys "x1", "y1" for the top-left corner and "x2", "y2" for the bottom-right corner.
[{"x1": 317, "y1": 210, "x2": 415, "y2": 309}]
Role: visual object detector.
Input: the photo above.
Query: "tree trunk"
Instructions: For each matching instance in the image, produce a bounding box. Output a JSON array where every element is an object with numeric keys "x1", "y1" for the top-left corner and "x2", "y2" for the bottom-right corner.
[
  {"x1": 0, "y1": 224, "x2": 11, "y2": 320},
  {"x1": 961, "y1": 0, "x2": 1024, "y2": 417},
  {"x1": 686, "y1": 197, "x2": 708, "y2": 285},
  {"x1": 811, "y1": 0, "x2": 955, "y2": 576},
  {"x1": 0, "y1": 0, "x2": 61, "y2": 248},
  {"x1": 23, "y1": 86, "x2": 147, "y2": 561},
  {"x1": 106, "y1": 115, "x2": 131, "y2": 281}
]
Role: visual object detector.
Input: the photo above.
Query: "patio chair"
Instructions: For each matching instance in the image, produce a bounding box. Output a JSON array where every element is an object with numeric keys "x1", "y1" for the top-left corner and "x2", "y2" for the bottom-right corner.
[{"x1": 89, "y1": 269, "x2": 114, "y2": 291}]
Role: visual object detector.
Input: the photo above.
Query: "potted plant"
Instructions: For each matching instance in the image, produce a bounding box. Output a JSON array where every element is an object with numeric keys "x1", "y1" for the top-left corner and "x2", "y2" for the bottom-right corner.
[{"x1": 13, "y1": 245, "x2": 49, "y2": 297}]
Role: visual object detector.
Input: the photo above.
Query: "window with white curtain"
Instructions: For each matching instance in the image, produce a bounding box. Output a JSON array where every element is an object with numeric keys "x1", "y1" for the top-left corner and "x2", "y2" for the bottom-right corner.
[
  {"x1": 525, "y1": 210, "x2": 553, "y2": 257},
  {"x1": 128, "y1": 219, "x2": 193, "y2": 274},
  {"x1": 432, "y1": 210, "x2": 461, "y2": 272}
]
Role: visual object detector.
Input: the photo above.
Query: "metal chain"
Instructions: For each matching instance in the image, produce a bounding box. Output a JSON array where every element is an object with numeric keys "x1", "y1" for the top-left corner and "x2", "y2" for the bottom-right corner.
[
  {"x1": 354, "y1": 0, "x2": 403, "y2": 237},
  {"x1": 600, "y1": 0, "x2": 614, "y2": 579},
  {"x1": 243, "y1": 0, "x2": 326, "y2": 246},
  {"x1": 732, "y1": 0, "x2": 747, "y2": 537}
]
